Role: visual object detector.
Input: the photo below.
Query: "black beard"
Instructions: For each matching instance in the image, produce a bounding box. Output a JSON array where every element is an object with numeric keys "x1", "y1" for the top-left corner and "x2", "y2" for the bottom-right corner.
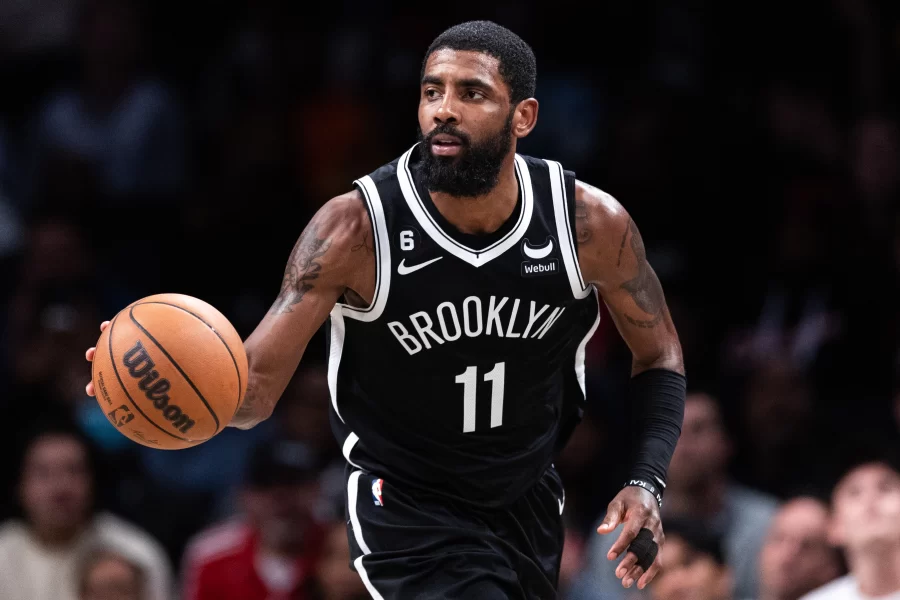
[{"x1": 417, "y1": 113, "x2": 514, "y2": 197}]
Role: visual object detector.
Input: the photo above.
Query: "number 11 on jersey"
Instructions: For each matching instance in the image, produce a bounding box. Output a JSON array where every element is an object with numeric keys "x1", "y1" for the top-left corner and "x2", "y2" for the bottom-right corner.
[{"x1": 455, "y1": 362, "x2": 505, "y2": 433}]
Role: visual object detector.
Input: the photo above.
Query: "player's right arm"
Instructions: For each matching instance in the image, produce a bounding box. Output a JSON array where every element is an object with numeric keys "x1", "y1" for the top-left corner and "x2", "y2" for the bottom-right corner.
[
  {"x1": 228, "y1": 190, "x2": 375, "y2": 429},
  {"x1": 83, "y1": 190, "x2": 375, "y2": 430}
]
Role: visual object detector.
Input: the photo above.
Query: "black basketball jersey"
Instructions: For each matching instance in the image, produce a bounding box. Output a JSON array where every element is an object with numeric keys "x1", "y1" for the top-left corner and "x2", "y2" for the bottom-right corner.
[{"x1": 326, "y1": 143, "x2": 601, "y2": 508}]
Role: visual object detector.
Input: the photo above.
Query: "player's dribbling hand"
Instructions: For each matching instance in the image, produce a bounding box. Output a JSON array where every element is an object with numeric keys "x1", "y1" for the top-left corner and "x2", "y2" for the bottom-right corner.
[
  {"x1": 596, "y1": 486, "x2": 664, "y2": 590},
  {"x1": 84, "y1": 321, "x2": 111, "y2": 397}
]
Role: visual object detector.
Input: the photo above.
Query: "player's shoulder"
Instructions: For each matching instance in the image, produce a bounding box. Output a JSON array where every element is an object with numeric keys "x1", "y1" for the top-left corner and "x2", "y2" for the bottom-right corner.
[
  {"x1": 798, "y1": 575, "x2": 858, "y2": 600},
  {"x1": 313, "y1": 188, "x2": 372, "y2": 247},
  {"x1": 573, "y1": 179, "x2": 624, "y2": 221}
]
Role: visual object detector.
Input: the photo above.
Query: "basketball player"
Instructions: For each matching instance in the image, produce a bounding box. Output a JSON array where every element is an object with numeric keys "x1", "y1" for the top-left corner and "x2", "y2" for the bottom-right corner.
[{"x1": 86, "y1": 20, "x2": 686, "y2": 599}]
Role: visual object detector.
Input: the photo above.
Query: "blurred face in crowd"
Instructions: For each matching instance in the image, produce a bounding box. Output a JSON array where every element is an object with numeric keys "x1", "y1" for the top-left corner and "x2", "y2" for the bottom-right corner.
[
  {"x1": 651, "y1": 534, "x2": 731, "y2": 600},
  {"x1": 315, "y1": 522, "x2": 368, "y2": 599},
  {"x1": 280, "y1": 369, "x2": 332, "y2": 451},
  {"x1": 759, "y1": 498, "x2": 842, "y2": 600},
  {"x1": 81, "y1": 554, "x2": 143, "y2": 600},
  {"x1": 829, "y1": 462, "x2": 900, "y2": 553},
  {"x1": 667, "y1": 393, "x2": 730, "y2": 488},
  {"x1": 20, "y1": 434, "x2": 92, "y2": 541},
  {"x1": 417, "y1": 49, "x2": 534, "y2": 197},
  {"x1": 243, "y1": 480, "x2": 320, "y2": 554},
  {"x1": 743, "y1": 361, "x2": 812, "y2": 449}
]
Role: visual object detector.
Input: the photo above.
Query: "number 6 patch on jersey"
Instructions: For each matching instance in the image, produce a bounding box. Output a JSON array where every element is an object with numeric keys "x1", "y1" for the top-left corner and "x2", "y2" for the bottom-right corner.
[{"x1": 372, "y1": 478, "x2": 384, "y2": 506}]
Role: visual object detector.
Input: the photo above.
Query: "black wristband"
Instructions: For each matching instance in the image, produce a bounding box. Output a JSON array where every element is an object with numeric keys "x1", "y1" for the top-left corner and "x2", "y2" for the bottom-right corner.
[
  {"x1": 624, "y1": 478, "x2": 663, "y2": 508},
  {"x1": 627, "y1": 368, "x2": 686, "y2": 490}
]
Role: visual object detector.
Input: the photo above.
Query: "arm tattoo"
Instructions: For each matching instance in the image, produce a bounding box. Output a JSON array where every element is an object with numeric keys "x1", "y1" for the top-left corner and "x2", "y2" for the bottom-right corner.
[
  {"x1": 351, "y1": 231, "x2": 374, "y2": 255},
  {"x1": 232, "y1": 380, "x2": 259, "y2": 425},
  {"x1": 620, "y1": 218, "x2": 666, "y2": 328},
  {"x1": 575, "y1": 199, "x2": 592, "y2": 244},
  {"x1": 269, "y1": 225, "x2": 331, "y2": 315},
  {"x1": 616, "y1": 223, "x2": 628, "y2": 267}
]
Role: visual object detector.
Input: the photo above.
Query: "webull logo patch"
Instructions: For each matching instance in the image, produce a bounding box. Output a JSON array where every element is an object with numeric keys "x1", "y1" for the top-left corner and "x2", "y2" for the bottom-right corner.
[
  {"x1": 521, "y1": 260, "x2": 558, "y2": 276},
  {"x1": 122, "y1": 341, "x2": 196, "y2": 434}
]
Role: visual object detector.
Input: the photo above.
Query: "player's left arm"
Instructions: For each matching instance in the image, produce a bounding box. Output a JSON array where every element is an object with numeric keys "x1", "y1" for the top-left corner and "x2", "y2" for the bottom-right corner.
[{"x1": 574, "y1": 180, "x2": 686, "y2": 591}]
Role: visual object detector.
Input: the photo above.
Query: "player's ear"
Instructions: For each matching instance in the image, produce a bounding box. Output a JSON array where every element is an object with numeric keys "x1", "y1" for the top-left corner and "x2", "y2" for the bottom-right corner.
[{"x1": 512, "y1": 98, "x2": 538, "y2": 138}]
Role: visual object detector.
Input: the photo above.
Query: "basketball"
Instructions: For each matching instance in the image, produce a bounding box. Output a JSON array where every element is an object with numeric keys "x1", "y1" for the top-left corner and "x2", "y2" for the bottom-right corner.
[{"x1": 91, "y1": 293, "x2": 249, "y2": 450}]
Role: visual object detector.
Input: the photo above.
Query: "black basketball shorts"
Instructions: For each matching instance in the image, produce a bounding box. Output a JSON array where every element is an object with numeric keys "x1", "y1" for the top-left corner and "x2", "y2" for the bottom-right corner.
[{"x1": 344, "y1": 464, "x2": 566, "y2": 600}]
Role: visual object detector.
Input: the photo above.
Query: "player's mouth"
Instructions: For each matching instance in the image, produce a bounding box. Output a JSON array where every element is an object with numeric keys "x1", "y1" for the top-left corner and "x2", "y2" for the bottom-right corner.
[{"x1": 431, "y1": 134, "x2": 464, "y2": 157}]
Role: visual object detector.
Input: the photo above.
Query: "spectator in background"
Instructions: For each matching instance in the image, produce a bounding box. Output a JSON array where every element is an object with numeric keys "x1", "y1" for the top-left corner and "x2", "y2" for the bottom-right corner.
[
  {"x1": 273, "y1": 363, "x2": 344, "y2": 520},
  {"x1": 758, "y1": 497, "x2": 844, "y2": 600},
  {"x1": 78, "y1": 547, "x2": 146, "y2": 600},
  {"x1": 649, "y1": 519, "x2": 734, "y2": 600},
  {"x1": 31, "y1": 0, "x2": 185, "y2": 212},
  {"x1": 7, "y1": 215, "x2": 101, "y2": 404},
  {"x1": 0, "y1": 422, "x2": 171, "y2": 600},
  {"x1": 801, "y1": 453, "x2": 900, "y2": 600},
  {"x1": 731, "y1": 360, "x2": 828, "y2": 499},
  {"x1": 570, "y1": 391, "x2": 778, "y2": 600},
  {"x1": 181, "y1": 436, "x2": 326, "y2": 600},
  {"x1": 309, "y1": 521, "x2": 368, "y2": 600}
]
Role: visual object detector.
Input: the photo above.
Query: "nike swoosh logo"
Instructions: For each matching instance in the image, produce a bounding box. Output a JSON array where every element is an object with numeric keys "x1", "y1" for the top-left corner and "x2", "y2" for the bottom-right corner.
[
  {"x1": 523, "y1": 239, "x2": 554, "y2": 259},
  {"x1": 654, "y1": 476, "x2": 666, "y2": 489},
  {"x1": 558, "y1": 490, "x2": 566, "y2": 515},
  {"x1": 397, "y1": 256, "x2": 443, "y2": 275}
]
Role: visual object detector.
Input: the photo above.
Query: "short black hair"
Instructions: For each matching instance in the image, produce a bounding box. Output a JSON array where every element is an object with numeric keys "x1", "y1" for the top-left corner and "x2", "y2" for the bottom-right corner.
[{"x1": 422, "y1": 20, "x2": 537, "y2": 104}]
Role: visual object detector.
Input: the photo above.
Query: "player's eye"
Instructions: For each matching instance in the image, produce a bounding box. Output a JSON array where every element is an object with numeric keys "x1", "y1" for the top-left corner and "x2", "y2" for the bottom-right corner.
[
  {"x1": 424, "y1": 88, "x2": 440, "y2": 99},
  {"x1": 466, "y1": 90, "x2": 485, "y2": 100}
]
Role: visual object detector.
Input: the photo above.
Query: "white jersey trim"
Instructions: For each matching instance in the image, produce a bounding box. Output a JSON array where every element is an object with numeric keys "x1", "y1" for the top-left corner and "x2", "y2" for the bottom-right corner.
[
  {"x1": 546, "y1": 159, "x2": 592, "y2": 299},
  {"x1": 342, "y1": 431, "x2": 364, "y2": 470},
  {"x1": 348, "y1": 470, "x2": 386, "y2": 600},
  {"x1": 397, "y1": 143, "x2": 535, "y2": 268},
  {"x1": 327, "y1": 306, "x2": 346, "y2": 422},
  {"x1": 575, "y1": 288, "x2": 601, "y2": 397},
  {"x1": 338, "y1": 175, "x2": 392, "y2": 322}
]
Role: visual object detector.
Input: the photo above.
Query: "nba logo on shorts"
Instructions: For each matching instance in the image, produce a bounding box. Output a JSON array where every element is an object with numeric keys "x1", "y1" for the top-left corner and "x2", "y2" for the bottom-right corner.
[{"x1": 371, "y1": 478, "x2": 384, "y2": 506}]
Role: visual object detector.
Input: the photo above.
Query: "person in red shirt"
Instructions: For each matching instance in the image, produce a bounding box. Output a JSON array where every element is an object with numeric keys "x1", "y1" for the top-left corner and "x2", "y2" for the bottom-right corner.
[{"x1": 181, "y1": 438, "x2": 325, "y2": 600}]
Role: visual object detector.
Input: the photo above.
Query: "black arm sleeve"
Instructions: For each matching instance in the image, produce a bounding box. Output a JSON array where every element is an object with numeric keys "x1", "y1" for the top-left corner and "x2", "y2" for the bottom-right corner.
[{"x1": 626, "y1": 368, "x2": 686, "y2": 491}]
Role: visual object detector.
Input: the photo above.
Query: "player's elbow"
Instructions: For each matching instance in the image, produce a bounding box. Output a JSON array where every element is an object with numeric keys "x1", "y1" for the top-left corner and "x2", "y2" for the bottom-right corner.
[
  {"x1": 633, "y1": 340, "x2": 684, "y2": 375},
  {"x1": 229, "y1": 354, "x2": 279, "y2": 429}
]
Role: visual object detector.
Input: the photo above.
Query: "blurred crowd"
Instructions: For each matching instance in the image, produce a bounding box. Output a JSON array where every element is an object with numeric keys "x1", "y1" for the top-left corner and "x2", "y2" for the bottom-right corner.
[{"x1": 0, "y1": 0, "x2": 899, "y2": 599}]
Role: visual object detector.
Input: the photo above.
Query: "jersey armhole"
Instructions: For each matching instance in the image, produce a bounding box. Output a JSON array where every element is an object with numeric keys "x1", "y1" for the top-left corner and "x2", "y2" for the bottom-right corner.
[
  {"x1": 335, "y1": 176, "x2": 392, "y2": 322},
  {"x1": 546, "y1": 160, "x2": 591, "y2": 299},
  {"x1": 563, "y1": 169, "x2": 577, "y2": 252}
]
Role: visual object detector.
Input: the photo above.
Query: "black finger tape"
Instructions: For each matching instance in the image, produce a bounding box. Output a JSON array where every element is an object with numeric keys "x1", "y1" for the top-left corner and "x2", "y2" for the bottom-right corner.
[{"x1": 627, "y1": 528, "x2": 658, "y2": 571}]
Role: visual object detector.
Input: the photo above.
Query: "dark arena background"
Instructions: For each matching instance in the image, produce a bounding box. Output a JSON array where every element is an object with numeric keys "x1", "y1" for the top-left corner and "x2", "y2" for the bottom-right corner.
[{"x1": 0, "y1": 1, "x2": 898, "y2": 599}]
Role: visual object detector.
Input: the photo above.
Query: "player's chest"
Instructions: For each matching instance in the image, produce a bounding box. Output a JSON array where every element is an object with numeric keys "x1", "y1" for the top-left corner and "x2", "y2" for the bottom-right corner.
[{"x1": 387, "y1": 215, "x2": 570, "y2": 298}]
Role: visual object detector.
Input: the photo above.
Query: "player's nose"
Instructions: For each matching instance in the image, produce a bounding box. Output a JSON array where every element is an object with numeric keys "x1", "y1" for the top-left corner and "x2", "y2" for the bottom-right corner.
[{"x1": 434, "y1": 95, "x2": 460, "y2": 124}]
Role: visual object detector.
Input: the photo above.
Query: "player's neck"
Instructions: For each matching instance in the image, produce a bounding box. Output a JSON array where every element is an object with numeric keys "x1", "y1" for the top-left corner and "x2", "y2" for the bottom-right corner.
[
  {"x1": 661, "y1": 476, "x2": 726, "y2": 517},
  {"x1": 429, "y1": 155, "x2": 519, "y2": 235},
  {"x1": 848, "y1": 542, "x2": 900, "y2": 597}
]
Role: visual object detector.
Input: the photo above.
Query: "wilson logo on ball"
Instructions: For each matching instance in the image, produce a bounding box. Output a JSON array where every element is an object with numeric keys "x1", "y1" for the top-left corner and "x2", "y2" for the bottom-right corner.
[{"x1": 122, "y1": 341, "x2": 197, "y2": 434}]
